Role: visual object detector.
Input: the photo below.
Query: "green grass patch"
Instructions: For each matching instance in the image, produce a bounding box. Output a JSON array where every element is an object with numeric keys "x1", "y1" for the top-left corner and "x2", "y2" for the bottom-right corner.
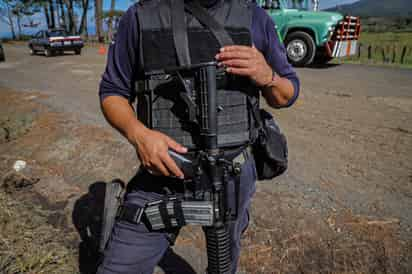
[{"x1": 336, "y1": 32, "x2": 412, "y2": 68}]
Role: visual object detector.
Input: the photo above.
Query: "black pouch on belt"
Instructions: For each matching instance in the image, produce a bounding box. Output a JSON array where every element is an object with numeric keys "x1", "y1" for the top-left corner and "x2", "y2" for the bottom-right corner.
[
  {"x1": 99, "y1": 179, "x2": 125, "y2": 253},
  {"x1": 250, "y1": 107, "x2": 288, "y2": 181}
]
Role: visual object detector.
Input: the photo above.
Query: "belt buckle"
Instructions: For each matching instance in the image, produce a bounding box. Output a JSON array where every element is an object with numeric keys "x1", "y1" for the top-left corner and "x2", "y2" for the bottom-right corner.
[{"x1": 116, "y1": 204, "x2": 145, "y2": 224}]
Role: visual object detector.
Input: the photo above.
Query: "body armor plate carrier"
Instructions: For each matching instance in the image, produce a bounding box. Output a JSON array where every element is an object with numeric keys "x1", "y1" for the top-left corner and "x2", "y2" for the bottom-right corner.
[{"x1": 135, "y1": 0, "x2": 260, "y2": 149}]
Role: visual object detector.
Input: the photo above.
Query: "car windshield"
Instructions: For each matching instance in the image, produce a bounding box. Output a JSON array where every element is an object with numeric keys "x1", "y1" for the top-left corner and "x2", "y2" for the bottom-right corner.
[{"x1": 47, "y1": 30, "x2": 67, "y2": 37}]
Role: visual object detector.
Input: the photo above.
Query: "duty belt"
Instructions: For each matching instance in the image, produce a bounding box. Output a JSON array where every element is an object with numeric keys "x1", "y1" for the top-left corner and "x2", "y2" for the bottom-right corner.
[
  {"x1": 116, "y1": 198, "x2": 215, "y2": 230},
  {"x1": 115, "y1": 147, "x2": 251, "y2": 230}
]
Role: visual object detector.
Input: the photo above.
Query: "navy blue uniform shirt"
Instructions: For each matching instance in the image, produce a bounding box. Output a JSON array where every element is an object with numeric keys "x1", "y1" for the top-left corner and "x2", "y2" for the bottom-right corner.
[{"x1": 99, "y1": 2, "x2": 300, "y2": 107}]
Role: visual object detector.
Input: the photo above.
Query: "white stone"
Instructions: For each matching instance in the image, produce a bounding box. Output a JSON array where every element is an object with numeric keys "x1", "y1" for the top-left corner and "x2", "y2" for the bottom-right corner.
[{"x1": 13, "y1": 160, "x2": 27, "y2": 172}]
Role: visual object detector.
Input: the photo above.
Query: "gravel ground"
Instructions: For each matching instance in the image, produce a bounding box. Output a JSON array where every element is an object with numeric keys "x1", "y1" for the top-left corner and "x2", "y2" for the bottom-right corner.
[{"x1": 0, "y1": 43, "x2": 411, "y2": 273}]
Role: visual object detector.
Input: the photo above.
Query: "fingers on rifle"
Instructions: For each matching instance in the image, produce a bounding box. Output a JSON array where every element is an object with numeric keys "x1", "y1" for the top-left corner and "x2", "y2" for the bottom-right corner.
[
  {"x1": 163, "y1": 154, "x2": 184, "y2": 179},
  {"x1": 226, "y1": 67, "x2": 251, "y2": 76},
  {"x1": 222, "y1": 59, "x2": 249, "y2": 68},
  {"x1": 220, "y1": 45, "x2": 252, "y2": 52},
  {"x1": 216, "y1": 51, "x2": 251, "y2": 61},
  {"x1": 153, "y1": 160, "x2": 170, "y2": 177},
  {"x1": 166, "y1": 136, "x2": 187, "y2": 153}
]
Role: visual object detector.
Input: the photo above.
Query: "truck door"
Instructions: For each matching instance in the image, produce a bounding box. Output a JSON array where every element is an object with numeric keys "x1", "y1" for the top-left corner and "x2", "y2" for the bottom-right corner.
[{"x1": 267, "y1": 1, "x2": 288, "y2": 40}]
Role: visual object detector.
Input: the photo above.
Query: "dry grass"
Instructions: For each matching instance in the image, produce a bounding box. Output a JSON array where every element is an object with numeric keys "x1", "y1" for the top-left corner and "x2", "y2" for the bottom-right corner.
[
  {"x1": 0, "y1": 190, "x2": 79, "y2": 274},
  {"x1": 238, "y1": 192, "x2": 411, "y2": 274},
  {"x1": 0, "y1": 88, "x2": 411, "y2": 274}
]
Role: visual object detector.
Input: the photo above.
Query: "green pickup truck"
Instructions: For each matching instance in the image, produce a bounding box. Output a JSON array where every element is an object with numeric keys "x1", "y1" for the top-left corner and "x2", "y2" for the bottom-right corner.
[{"x1": 257, "y1": 0, "x2": 361, "y2": 66}]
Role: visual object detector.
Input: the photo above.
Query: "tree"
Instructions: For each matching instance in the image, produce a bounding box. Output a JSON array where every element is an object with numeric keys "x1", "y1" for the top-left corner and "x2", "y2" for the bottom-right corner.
[
  {"x1": 48, "y1": 0, "x2": 55, "y2": 28},
  {"x1": 43, "y1": 1, "x2": 50, "y2": 26},
  {"x1": 30, "y1": 0, "x2": 54, "y2": 29},
  {"x1": 12, "y1": 2, "x2": 25, "y2": 38},
  {"x1": 0, "y1": 0, "x2": 17, "y2": 39},
  {"x1": 107, "y1": 0, "x2": 115, "y2": 40},
  {"x1": 56, "y1": 0, "x2": 66, "y2": 30},
  {"x1": 78, "y1": 0, "x2": 89, "y2": 36},
  {"x1": 1, "y1": 0, "x2": 35, "y2": 39},
  {"x1": 103, "y1": 9, "x2": 123, "y2": 40},
  {"x1": 13, "y1": 1, "x2": 36, "y2": 38},
  {"x1": 64, "y1": 0, "x2": 76, "y2": 34},
  {"x1": 94, "y1": 0, "x2": 103, "y2": 42}
]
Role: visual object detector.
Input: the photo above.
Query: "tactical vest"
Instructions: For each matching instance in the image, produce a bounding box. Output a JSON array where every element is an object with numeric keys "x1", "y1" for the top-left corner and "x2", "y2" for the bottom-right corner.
[{"x1": 135, "y1": 0, "x2": 260, "y2": 149}]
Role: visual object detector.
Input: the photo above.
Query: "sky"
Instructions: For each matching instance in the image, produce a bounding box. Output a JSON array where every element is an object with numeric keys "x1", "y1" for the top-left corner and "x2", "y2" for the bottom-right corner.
[{"x1": 1, "y1": 0, "x2": 360, "y2": 38}]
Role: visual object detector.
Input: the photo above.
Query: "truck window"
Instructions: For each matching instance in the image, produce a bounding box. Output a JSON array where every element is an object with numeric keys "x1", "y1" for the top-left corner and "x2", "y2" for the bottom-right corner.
[
  {"x1": 262, "y1": 0, "x2": 280, "y2": 9},
  {"x1": 285, "y1": 0, "x2": 311, "y2": 10}
]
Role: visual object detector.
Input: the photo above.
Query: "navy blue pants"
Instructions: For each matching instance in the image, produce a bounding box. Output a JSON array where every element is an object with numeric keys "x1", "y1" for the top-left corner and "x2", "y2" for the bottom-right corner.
[{"x1": 97, "y1": 153, "x2": 257, "y2": 274}]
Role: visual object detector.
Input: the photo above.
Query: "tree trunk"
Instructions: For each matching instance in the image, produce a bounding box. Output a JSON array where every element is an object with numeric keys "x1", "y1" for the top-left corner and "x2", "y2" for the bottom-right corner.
[
  {"x1": 49, "y1": 0, "x2": 56, "y2": 29},
  {"x1": 16, "y1": 15, "x2": 22, "y2": 40},
  {"x1": 107, "y1": 0, "x2": 116, "y2": 41},
  {"x1": 84, "y1": 12, "x2": 88, "y2": 38},
  {"x1": 63, "y1": 0, "x2": 76, "y2": 34},
  {"x1": 94, "y1": 0, "x2": 104, "y2": 42},
  {"x1": 57, "y1": 0, "x2": 67, "y2": 30},
  {"x1": 78, "y1": 0, "x2": 89, "y2": 37},
  {"x1": 6, "y1": 7, "x2": 16, "y2": 40},
  {"x1": 43, "y1": 4, "x2": 51, "y2": 29}
]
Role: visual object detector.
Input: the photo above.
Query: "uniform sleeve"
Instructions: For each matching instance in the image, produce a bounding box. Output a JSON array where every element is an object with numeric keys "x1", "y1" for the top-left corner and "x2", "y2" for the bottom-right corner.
[
  {"x1": 251, "y1": 5, "x2": 300, "y2": 107},
  {"x1": 99, "y1": 5, "x2": 139, "y2": 102}
]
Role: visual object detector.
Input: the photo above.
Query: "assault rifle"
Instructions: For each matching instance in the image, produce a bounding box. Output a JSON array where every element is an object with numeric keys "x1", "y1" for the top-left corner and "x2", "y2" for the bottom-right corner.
[{"x1": 139, "y1": 61, "x2": 243, "y2": 274}]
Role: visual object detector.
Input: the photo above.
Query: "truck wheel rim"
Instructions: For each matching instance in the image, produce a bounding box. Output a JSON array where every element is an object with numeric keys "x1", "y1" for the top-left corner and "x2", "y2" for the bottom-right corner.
[{"x1": 287, "y1": 39, "x2": 307, "y2": 62}]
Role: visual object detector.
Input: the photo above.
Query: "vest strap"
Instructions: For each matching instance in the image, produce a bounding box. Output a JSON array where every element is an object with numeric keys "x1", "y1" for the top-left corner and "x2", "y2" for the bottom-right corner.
[
  {"x1": 170, "y1": 0, "x2": 191, "y2": 66},
  {"x1": 185, "y1": 1, "x2": 234, "y2": 47}
]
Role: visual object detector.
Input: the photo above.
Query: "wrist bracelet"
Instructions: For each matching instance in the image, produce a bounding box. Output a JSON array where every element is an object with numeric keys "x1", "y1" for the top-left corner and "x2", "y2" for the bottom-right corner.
[{"x1": 263, "y1": 70, "x2": 278, "y2": 89}]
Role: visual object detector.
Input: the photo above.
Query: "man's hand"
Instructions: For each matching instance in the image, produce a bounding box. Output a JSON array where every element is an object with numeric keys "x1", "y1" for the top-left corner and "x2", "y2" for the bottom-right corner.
[
  {"x1": 215, "y1": 45, "x2": 273, "y2": 87},
  {"x1": 132, "y1": 128, "x2": 187, "y2": 178},
  {"x1": 100, "y1": 95, "x2": 187, "y2": 179},
  {"x1": 215, "y1": 45, "x2": 295, "y2": 108}
]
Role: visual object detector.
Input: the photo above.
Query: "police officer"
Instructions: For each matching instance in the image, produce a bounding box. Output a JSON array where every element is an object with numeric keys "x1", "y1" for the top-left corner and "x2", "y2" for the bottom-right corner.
[{"x1": 98, "y1": 0, "x2": 300, "y2": 273}]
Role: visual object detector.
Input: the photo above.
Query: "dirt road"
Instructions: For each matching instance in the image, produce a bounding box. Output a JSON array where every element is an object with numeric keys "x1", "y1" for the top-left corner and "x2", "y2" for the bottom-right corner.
[
  {"x1": 0, "y1": 43, "x2": 411, "y2": 273},
  {"x1": 1, "y1": 44, "x2": 411, "y2": 122}
]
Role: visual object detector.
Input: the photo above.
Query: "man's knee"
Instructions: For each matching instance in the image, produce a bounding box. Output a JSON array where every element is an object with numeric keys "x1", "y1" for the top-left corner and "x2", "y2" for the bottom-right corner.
[
  {"x1": 98, "y1": 187, "x2": 172, "y2": 274},
  {"x1": 98, "y1": 220, "x2": 170, "y2": 274}
]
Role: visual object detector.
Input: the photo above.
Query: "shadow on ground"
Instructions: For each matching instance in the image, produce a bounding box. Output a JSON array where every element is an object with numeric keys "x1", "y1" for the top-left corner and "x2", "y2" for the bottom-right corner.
[
  {"x1": 307, "y1": 63, "x2": 341, "y2": 69},
  {"x1": 72, "y1": 181, "x2": 196, "y2": 274}
]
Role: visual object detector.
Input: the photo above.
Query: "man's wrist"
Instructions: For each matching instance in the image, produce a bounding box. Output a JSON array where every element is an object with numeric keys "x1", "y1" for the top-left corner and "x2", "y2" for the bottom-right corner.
[
  {"x1": 126, "y1": 122, "x2": 149, "y2": 147},
  {"x1": 262, "y1": 69, "x2": 279, "y2": 91}
]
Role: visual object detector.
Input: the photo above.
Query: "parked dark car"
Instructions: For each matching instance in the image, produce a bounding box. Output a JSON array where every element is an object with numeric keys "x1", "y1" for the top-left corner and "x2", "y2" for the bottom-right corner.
[
  {"x1": 0, "y1": 40, "x2": 5, "y2": 62},
  {"x1": 28, "y1": 29, "x2": 84, "y2": 57}
]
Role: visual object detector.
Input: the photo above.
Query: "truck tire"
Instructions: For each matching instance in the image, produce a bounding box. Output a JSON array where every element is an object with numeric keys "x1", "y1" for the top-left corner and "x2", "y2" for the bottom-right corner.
[
  {"x1": 75, "y1": 49, "x2": 82, "y2": 55},
  {"x1": 44, "y1": 48, "x2": 53, "y2": 57},
  {"x1": 285, "y1": 31, "x2": 316, "y2": 67}
]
